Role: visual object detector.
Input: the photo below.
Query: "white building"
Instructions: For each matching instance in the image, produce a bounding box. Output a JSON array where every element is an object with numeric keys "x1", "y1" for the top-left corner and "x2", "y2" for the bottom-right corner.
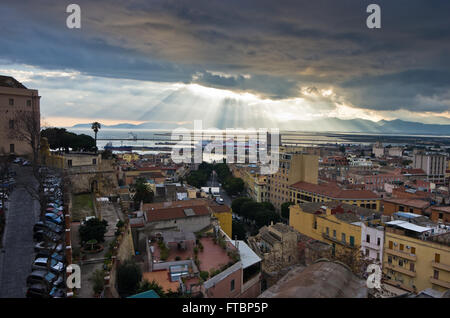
[
  {"x1": 413, "y1": 153, "x2": 447, "y2": 184},
  {"x1": 360, "y1": 223, "x2": 384, "y2": 266}
]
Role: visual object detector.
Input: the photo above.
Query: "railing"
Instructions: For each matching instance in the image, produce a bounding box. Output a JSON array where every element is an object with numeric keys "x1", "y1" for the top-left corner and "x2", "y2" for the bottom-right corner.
[
  {"x1": 384, "y1": 262, "x2": 416, "y2": 277},
  {"x1": 431, "y1": 261, "x2": 450, "y2": 272},
  {"x1": 385, "y1": 248, "x2": 417, "y2": 261},
  {"x1": 322, "y1": 233, "x2": 356, "y2": 248},
  {"x1": 429, "y1": 277, "x2": 450, "y2": 289}
]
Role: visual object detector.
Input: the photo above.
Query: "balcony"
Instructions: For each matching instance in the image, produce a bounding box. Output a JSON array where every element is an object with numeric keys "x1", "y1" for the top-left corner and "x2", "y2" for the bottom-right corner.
[
  {"x1": 362, "y1": 240, "x2": 382, "y2": 251},
  {"x1": 430, "y1": 277, "x2": 450, "y2": 289},
  {"x1": 431, "y1": 261, "x2": 450, "y2": 272},
  {"x1": 384, "y1": 263, "x2": 416, "y2": 277},
  {"x1": 385, "y1": 248, "x2": 417, "y2": 261},
  {"x1": 322, "y1": 233, "x2": 356, "y2": 249}
]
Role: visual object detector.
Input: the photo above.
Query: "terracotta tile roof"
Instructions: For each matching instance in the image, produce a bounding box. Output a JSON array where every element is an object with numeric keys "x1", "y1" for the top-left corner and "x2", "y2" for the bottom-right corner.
[
  {"x1": 431, "y1": 206, "x2": 450, "y2": 213},
  {"x1": 290, "y1": 181, "x2": 379, "y2": 199},
  {"x1": 209, "y1": 204, "x2": 231, "y2": 213},
  {"x1": 382, "y1": 198, "x2": 430, "y2": 209},
  {"x1": 145, "y1": 205, "x2": 211, "y2": 222},
  {"x1": 143, "y1": 198, "x2": 210, "y2": 211}
]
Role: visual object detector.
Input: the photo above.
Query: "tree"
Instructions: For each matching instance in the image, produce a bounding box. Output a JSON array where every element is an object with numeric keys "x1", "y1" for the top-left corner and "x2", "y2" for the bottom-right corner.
[
  {"x1": 254, "y1": 209, "x2": 280, "y2": 228},
  {"x1": 281, "y1": 202, "x2": 295, "y2": 219},
  {"x1": 41, "y1": 128, "x2": 96, "y2": 152},
  {"x1": 240, "y1": 201, "x2": 262, "y2": 220},
  {"x1": 260, "y1": 202, "x2": 275, "y2": 212},
  {"x1": 133, "y1": 177, "x2": 154, "y2": 209},
  {"x1": 79, "y1": 218, "x2": 108, "y2": 245},
  {"x1": 117, "y1": 258, "x2": 142, "y2": 297},
  {"x1": 10, "y1": 110, "x2": 49, "y2": 217},
  {"x1": 137, "y1": 279, "x2": 165, "y2": 297},
  {"x1": 223, "y1": 177, "x2": 244, "y2": 195},
  {"x1": 232, "y1": 220, "x2": 246, "y2": 240},
  {"x1": 231, "y1": 197, "x2": 253, "y2": 216},
  {"x1": 91, "y1": 122, "x2": 101, "y2": 153},
  {"x1": 90, "y1": 269, "x2": 105, "y2": 295}
]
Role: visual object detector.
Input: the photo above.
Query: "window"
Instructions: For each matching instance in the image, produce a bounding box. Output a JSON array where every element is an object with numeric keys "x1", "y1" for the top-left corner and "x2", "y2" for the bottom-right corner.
[
  {"x1": 68, "y1": 160, "x2": 73, "y2": 168},
  {"x1": 9, "y1": 120, "x2": 14, "y2": 129},
  {"x1": 377, "y1": 237, "x2": 381, "y2": 246},
  {"x1": 410, "y1": 263, "x2": 415, "y2": 272},
  {"x1": 349, "y1": 236, "x2": 355, "y2": 247},
  {"x1": 230, "y1": 279, "x2": 235, "y2": 291},
  {"x1": 341, "y1": 233, "x2": 346, "y2": 243},
  {"x1": 365, "y1": 249, "x2": 369, "y2": 256},
  {"x1": 399, "y1": 244, "x2": 404, "y2": 251},
  {"x1": 399, "y1": 259, "x2": 403, "y2": 267},
  {"x1": 326, "y1": 227, "x2": 329, "y2": 235},
  {"x1": 333, "y1": 230, "x2": 336, "y2": 238},
  {"x1": 433, "y1": 270, "x2": 439, "y2": 280},
  {"x1": 389, "y1": 241, "x2": 393, "y2": 249},
  {"x1": 411, "y1": 247, "x2": 416, "y2": 255},
  {"x1": 435, "y1": 254, "x2": 440, "y2": 263},
  {"x1": 27, "y1": 100, "x2": 31, "y2": 107},
  {"x1": 376, "y1": 253, "x2": 380, "y2": 261},
  {"x1": 9, "y1": 98, "x2": 14, "y2": 106},
  {"x1": 92, "y1": 159, "x2": 97, "y2": 165},
  {"x1": 313, "y1": 220, "x2": 317, "y2": 230},
  {"x1": 439, "y1": 213, "x2": 444, "y2": 220},
  {"x1": 388, "y1": 256, "x2": 392, "y2": 264},
  {"x1": 366, "y1": 234, "x2": 370, "y2": 243},
  {"x1": 9, "y1": 144, "x2": 14, "y2": 153}
]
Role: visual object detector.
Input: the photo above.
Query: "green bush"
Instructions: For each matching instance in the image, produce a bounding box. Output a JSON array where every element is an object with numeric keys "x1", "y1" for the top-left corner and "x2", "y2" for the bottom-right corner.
[{"x1": 200, "y1": 271, "x2": 209, "y2": 281}]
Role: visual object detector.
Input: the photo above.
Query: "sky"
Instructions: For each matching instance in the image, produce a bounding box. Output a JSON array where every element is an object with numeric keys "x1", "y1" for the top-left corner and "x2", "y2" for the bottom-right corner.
[{"x1": 1, "y1": 0, "x2": 450, "y2": 129}]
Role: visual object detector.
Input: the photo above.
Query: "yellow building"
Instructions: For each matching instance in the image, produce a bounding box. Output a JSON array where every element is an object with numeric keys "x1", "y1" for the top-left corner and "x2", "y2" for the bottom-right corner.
[
  {"x1": 0, "y1": 76, "x2": 40, "y2": 156},
  {"x1": 210, "y1": 205, "x2": 233, "y2": 238},
  {"x1": 267, "y1": 152, "x2": 319, "y2": 211},
  {"x1": 383, "y1": 222, "x2": 450, "y2": 293},
  {"x1": 231, "y1": 164, "x2": 268, "y2": 202},
  {"x1": 289, "y1": 181, "x2": 381, "y2": 211},
  {"x1": 121, "y1": 153, "x2": 140, "y2": 162},
  {"x1": 289, "y1": 201, "x2": 381, "y2": 257}
]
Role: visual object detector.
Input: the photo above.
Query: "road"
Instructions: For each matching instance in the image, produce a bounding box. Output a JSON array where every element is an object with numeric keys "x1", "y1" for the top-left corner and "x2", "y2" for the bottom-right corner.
[
  {"x1": 207, "y1": 170, "x2": 232, "y2": 206},
  {"x1": 0, "y1": 165, "x2": 40, "y2": 298}
]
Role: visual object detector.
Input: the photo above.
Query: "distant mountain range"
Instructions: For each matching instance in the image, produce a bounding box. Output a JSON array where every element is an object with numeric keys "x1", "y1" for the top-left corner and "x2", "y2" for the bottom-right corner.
[{"x1": 70, "y1": 118, "x2": 450, "y2": 135}]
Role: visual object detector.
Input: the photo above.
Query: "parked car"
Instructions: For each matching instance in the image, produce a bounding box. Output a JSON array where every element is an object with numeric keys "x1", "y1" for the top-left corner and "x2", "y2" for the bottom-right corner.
[
  {"x1": 35, "y1": 250, "x2": 65, "y2": 262},
  {"x1": 45, "y1": 208, "x2": 63, "y2": 217},
  {"x1": 27, "y1": 270, "x2": 63, "y2": 288},
  {"x1": 34, "y1": 242, "x2": 63, "y2": 253},
  {"x1": 33, "y1": 229, "x2": 63, "y2": 243},
  {"x1": 26, "y1": 283, "x2": 50, "y2": 298},
  {"x1": 33, "y1": 221, "x2": 64, "y2": 235},
  {"x1": 45, "y1": 213, "x2": 63, "y2": 225},
  {"x1": 215, "y1": 197, "x2": 224, "y2": 205},
  {"x1": 32, "y1": 257, "x2": 65, "y2": 274},
  {"x1": 22, "y1": 160, "x2": 31, "y2": 166},
  {"x1": 35, "y1": 252, "x2": 66, "y2": 265},
  {"x1": 49, "y1": 287, "x2": 66, "y2": 298}
]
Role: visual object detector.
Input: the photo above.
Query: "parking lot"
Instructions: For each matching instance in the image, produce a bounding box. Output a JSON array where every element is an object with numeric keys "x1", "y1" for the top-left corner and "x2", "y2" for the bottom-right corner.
[{"x1": 0, "y1": 165, "x2": 40, "y2": 298}]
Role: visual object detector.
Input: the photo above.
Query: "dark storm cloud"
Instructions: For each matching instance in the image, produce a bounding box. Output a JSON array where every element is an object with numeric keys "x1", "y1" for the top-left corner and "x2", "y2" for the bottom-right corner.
[{"x1": 1, "y1": 0, "x2": 450, "y2": 114}]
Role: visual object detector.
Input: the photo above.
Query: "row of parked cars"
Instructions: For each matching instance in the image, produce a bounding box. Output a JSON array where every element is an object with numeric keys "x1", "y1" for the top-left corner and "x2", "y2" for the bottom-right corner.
[
  {"x1": 26, "y1": 171, "x2": 67, "y2": 298},
  {"x1": 0, "y1": 167, "x2": 15, "y2": 211}
]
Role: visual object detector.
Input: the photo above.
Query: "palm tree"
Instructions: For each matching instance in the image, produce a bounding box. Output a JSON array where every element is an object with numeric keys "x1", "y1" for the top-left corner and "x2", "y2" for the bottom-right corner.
[{"x1": 91, "y1": 122, "x2": 101, "y2": 153}]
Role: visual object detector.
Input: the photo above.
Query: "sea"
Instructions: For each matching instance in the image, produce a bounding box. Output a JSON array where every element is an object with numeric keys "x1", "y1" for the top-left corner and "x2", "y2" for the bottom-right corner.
[{"x1": 67, "y1": 127, "x2": 450, "y2": 162}]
